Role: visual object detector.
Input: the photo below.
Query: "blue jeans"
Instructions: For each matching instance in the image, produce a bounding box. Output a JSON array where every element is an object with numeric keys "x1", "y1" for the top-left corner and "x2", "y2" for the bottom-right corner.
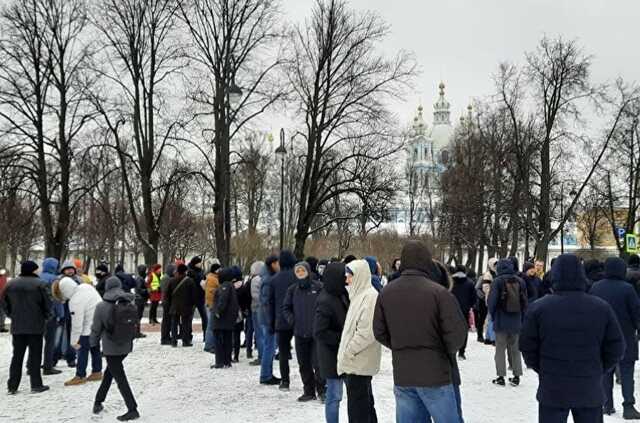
[
  {"x1": 325, "y1": 378, "x2": 344, "y2": 423},
  {"x1": 260, "y1": 326, "x2": 276, "y2": 382},
  {"x1": 76, "y1": 335, "x2": 102, "y2": 378},
  {"x1": 252, "y1": 311, "x2": 263, "y2": 360},
  {"x1": 204, "y1": 308, "x2": 216, "y2": 352},
  {"x1": 394, "y1": 384, "x2": 460, "y2": 423}
]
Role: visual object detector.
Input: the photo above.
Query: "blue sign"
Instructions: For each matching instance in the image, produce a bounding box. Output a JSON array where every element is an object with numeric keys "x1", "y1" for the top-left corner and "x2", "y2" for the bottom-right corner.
[{"x1": 617, "y1": 227, "x2": 626, "y2": 239}]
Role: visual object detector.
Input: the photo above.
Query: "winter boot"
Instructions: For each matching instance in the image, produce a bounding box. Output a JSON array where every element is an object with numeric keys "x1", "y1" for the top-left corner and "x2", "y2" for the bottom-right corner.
[
  {"x1": 508, "y1": 376, "x2": 520, "y2": 387},
  {"x1": 298, "y1": 394, "x2": 316, "y2": 402},
  {"x1": 247, "y1": 351, "x2": 253, "y2": 359},
  {"x1": 603, "y1": 406, "x2": 616, "y2": 416},
  {"x1": 43, "y1": 368, "x2": 62, "y2": 376},
  {"x1": 31, "y1": 385, "x2": 50, "y2": 394},
  {"x1": 93, "y1": 403, "x2": 104, "y2": 415},
  {"x1": 492, "y1": 376, "x2": 505, "y2": 386},
  {"x1": 87, "y1": 372, "x2": 103, "y2": 382},
  {"x1": 260, "y1": 377, "x2": 281, "y2": 385},
  {"x1": 117, "y1": 410, "x2": 140, "y2": 421},
  {"x1": 64, "y1": 376, "x2": 86, "y2": 386},
  {"x1": 279, "y1": 381, "x2": 290, "y2": 391},
  {"x1": 623, "y1": 405, "x2": 640, "y2": 420}
]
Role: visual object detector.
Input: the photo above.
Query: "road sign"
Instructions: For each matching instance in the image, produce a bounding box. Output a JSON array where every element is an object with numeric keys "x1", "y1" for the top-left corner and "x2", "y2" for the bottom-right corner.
[
  {"x1": 617, "y1": 227, "x2": 626, "y2": 239},
  {"x1": 626, "y1": 234, "x2": 638, "y2": 254}
]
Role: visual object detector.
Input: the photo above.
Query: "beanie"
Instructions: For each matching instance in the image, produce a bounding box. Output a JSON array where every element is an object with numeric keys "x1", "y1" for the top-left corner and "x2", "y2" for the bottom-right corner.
[{"x1": 20, "y1": 260, "x2": 39, "y2": 276}]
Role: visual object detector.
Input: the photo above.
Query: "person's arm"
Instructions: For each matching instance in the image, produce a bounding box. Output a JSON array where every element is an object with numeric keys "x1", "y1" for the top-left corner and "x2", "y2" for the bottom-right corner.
[
  {"x1": 372, "y1": 295, "x2": 391, "y2": 348},
  {"x1": 487, "y1": 279, "x2": 500, "y2": 317},
  {"x1": 215, "y1": 283, "x2": 231, "y2": 318},
  {"x1": 602, "y1": 305, "x2": 626, "y2": 373},
  {"x1": 90, "y1": 304, "x2": 104, "y2": 348},
  {"x1": 519, "y1": 306, "x2": 540, "y2": 372},
  {"x1": 314, "y1": 302, "x2": 341, "y2": 347},
  {"x1": 261, "y1": 280, "x2": 274, "y2": 333},
  {"x1": 345, "y1": 294, "x2": 377, "y2": 357},
  {"x1": 69, "y1": 299, "x2": 83, "y2": 346},
  {"x1": 282, "y1": 285, "x2": 295, "y2": 327},
  {"x1": 438, "y1": 290, "x2": 468, "y2": 354},
  {"x1": 626, "y1": 285, "x2": 640, "y2": 331},
  {"x1": 39, "y1": 283, "x2": 53, "y2": 321}
]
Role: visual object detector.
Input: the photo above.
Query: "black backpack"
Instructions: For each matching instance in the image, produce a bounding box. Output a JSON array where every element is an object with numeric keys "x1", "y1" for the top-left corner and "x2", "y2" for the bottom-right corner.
[
  {"x1": 501, "y1": 276, "x2": 527, "y2": 313},
  {"x1": 108, "y1": 297, "x2": 138, "y2": 343}
]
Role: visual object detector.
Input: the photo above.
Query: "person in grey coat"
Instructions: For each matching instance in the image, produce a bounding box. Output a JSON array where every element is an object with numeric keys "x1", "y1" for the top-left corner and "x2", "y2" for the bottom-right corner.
[{"x1": 90, "y1": 277, "x2": 140, "y2": 421}]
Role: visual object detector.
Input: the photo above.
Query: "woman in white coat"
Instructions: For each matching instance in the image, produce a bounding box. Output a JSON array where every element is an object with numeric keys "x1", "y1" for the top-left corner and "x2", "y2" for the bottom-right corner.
[{"x1": 337, "y1": 259, "x2": 382, "y2": 423}]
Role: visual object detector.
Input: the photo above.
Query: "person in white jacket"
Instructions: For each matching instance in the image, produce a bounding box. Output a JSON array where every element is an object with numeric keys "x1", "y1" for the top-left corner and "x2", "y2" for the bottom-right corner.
[
  {"x1": 58, "y1": 276, "x2": 103, "y2": 386},
  {"x1": 337, "y1": 259, "x2": 382, "y2": 423}
]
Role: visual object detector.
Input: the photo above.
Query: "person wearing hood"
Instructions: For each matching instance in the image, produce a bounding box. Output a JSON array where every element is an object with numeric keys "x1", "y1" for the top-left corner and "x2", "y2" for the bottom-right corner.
[
  {"x1": 133, "y1": 265, "x2": 149, "y2": 339},
  {"x1": 338, "y1": 260, "x2": 381, "y2": 423},
  {"x1": 187, "y1": 256, "x2": 208, "y2": 342},
  {"x1": 283, "y1": 261, "x2": 324, "y2": 401},
  {"x1": 165, "y1": 264, "x2": 197, "y2": 347},
  {"x1": 59, "y1": 260, "x2": 81, "y2": 367},
  {"x1": 364, "y1": 256, "x2": 383, "y2": 292},
  {"x1": 522, "y1": 262, "x2": 541, "y2": 302},
  {"x1": 40, "y1": 257, "x2": 64, "y2": 375},
  {"x1": 146, "y1": 264, "x2": 162, "y2": 325},
  {"x1": 203, "y1": 263, "x2": 221, "y2": 353},
  {"x1": 317, "y1": 259, "x2": 329, "y2": 279},
  {"x1": 305, "y1": 256, "x2": 321, "y2": 281},
  {"x1": 259, "y1": 255, "x2": 281, "y2": 385},
  {"x1": 249, "y1": 261, "x2": 265, "y2": 365},
  {"x1": 539, "y1": 258, "x2": 556, "y2": 298},
  {"x1": 627, "y1": 254, "x2": 640, "y2": 296},
  {"x1": 474, "y1": 258, "x2": 497, "y2": 343},
  {"x1": 584, "y1": 259, "x2": 605, "y2": 291},
  {"x1": 4, "y1": 261, "x2": 51, "y2": 395},
  {"x1": 91, "y1": 277, "x2": 140, "y2": 421},
  {"x1": 266, "y1": 250, "x2": 298, "y2": 391},
  {"x1": 230, "y1": 265, "x2": 246, "y2": 363},
  {"x1": 373, "y1": 241, "x2": 467, "y2": 423},
  {"x1": 211, "y1": 268, "x2": 240, "y2": 369},
  {"x1": 451, "y1": 265, "x2": 476, "y2": 360},
  {"x1": 315, "y1": 262, "x2": 349, "y2": 423},
  {"x1": 160, "y1": 263, "x2": 176, "y2": 345},
  {"x1": 114, "y1": 264, "x2": 137, "y2": 292},
  {"x1": 95, "y1": 264, "x2": 111, "y2": 298},
  {"x1": 487, "y1": 259, "x2": 527, "y2": 387},
  {"x1": 590, "y1": 257, "x2": 640, "y2": 418},
  {"x1": 520, "y1": 254, "x2": 625, "y2": 423},
  {"x1": 58, "y1": 276, "x2": 103, "y2": 386}
]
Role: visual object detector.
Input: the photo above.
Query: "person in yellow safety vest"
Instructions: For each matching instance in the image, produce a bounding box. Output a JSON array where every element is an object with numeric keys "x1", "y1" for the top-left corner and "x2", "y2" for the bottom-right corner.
[{"x1": 147, "y1": 264, "x2": 162, "y2": 325}]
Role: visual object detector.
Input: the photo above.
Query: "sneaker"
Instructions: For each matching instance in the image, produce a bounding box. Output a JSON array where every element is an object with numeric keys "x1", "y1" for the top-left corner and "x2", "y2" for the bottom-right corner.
[
  {"x1": 87, "y1": 372, "x2": 103, "y2": 382},
  {"x1": 43, "y1": 368, "x2": 62, "y2": 376},
  {"x1": 117, "y1": 410, "x2": 140, "y2": 421},
  {"x1": 604, "y1": 406, "x2": 616, "y2": 416},
  {"x1": 298, "y1": 394, "x2": 316, "y2": 402},
  {"x1": 93, "y1": 403, "x2": 104, "y2": 415},
  {"x1": 249, "y1": 359, "x2": 261, "y2": 366},
  {"x1": 623, "y1": 405, "x2": 640, "y2": 419},
  {"x1": 31, "y1": 385, "x2": 50, "y2": 394},
  {"x1": 64, "y1": 376, "x2": 86, "y2": 386},
  {"x1": 134, "y1": 333, "x2": 147, "y2": 339},
  {"x1": 508, "y1": 376, "x2": 520, "y2": 387},
  {"x1": 260, "y1": 377, "x2": 281, "y2": 386},
  {"x1": 492, "y1": 376, "x2": 505, "y2": 386},
  {"x1": 279, "y1": 381, "x2": 290, "y2": 391}
]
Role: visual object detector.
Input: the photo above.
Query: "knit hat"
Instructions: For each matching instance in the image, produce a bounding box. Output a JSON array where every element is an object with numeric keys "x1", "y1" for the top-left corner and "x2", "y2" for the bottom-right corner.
[
  {"x1": 523, "y1": 262, "x2": 535, "y2": 273},
  {"x1": 20, "y1": 260, "x2": 39, "y2": 276},
  {"x1": 189, "y1": 256, "x2": 203, "y2": 267},
  {"x1": 96, "y1": 264, "x2": 109, "y2": 274},
  {"x1": 176, "y1": 264, "x2": 189, "y2": 274}
]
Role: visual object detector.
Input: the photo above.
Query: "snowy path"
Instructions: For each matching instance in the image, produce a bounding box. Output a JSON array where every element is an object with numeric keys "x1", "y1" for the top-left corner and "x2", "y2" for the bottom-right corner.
[{"x1": 0, "y1": 331, "x2": 632, "y2": 422}]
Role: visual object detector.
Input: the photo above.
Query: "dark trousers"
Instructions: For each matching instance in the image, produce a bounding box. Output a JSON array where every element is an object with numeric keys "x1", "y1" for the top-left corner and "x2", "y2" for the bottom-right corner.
[
  {"x1": 194, "y1": 301, "x2": 208, "y2": 339},
  {"x1": 149, "y1": 301, "x2": 159, "y2": 323},
  {"x1": 459, "y1": 325, "x2": 469, "y2": 355},
  {"x1": 233, "y1": 326, "x2": 242, "y2": 360},
  {"x1": 604, "y1": 361, "x2": 636, "y2": 408},
  {"x1": 160, "y1": 303, "x2": 171, "y2": 343},
  {"x1": 136, "y1": 301, "x2": 146, "y2": 334},
  {"x1": 95, "y1": 355, "x2": 137, "y2": 413},
  {"x1": 474, "y1": 302, "x2": 487, "y2": 341},
  {"x1": 538, "y1": 405, "x2": 603, "y2": 423},
  {"x1": 170, "y1": 313, "x2": 193, "y2": 345},
  {"x1": 43, "y1": 318, "x2": 59, "y2": 370},
  {"x1": 245, "y1": 312, "x2": 254, "y2": 356},
  {"x1": 277, "y1": 329, "x2": 294, "y2": 383},
  {"x1": 345, "y1": 374, "x2": 377, "y2": 423},
  {"x1": 8, "y1": 334, "x2": 44, "y2": 391},
  {"x1": 214, "y1": 330, "x2": 233, "y2": 366},
  {"x1": 63, "y1": 304, "x2": 76, "y2": 363},
  {"x1": 295, "y1": 336, "x2": 324, "y2": 396}
]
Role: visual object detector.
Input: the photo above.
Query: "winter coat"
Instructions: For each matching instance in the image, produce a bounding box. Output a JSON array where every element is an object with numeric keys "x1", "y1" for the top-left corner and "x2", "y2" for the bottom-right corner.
[
  {"x1": 59, "y1": 277, "x2": 102, "y2": 343},
  {"x1": 627, "y1": 265, "x2": 640, "y2": 297},
  {"x1": 236, "y1": 278, "x2": 252, "y2": 315},
  {"x1": 584, "y1": 259, "x2": 605, "y2": 291},
  {"x1": 373, "y1": 240, "x2": 467, "y2": 387},
  {"x1": 250, "y1": 262, "x2": 265, "y2": 313},
  {"x1": 114, "y1": 267, "x2": 137, "y2": 292},
  {"x1": 187, "y1": 265, "x2": 205, "y2": 306},
  {"x1": 211, "y1": 270, "x2": 240, "y2": 331},
  {"x1": 364, "y1": 256, "x2": 383, "y2": 292},
  {"x1": 451, "y1": 272, "x2": 476, "y2": 318},
  {"x1": 266, "y1": 250, "x2": 298, "y2": 332},
  {"x1": 337, "y1": 260, "x2": 381, "y2": 376},
  {"x1": 90, "y1": 276, "x2": 135, "y2": 356},
  {"x1": 259, "y1": 265, "x2": 276, "y2": 326},
  {"x1": 487, "y1": 259, "x2": 527, "y2": 334},
  {"x1": 3, "y1": 274, "x2": 51, "y2": 335},
  {"x1": 314, "y1": 263, "x2": 349, "y2": 380},
  {"x1": 283, "y1": 262, "x2": 323, "y2": 338},
  {"x1": 96, "y1": 274, "x2": 111, "y2": 298},
  {"x1": 590, "y1": 257, "x2": 640, "y2": 363},
  {"x1": 204, "y1": 272, "x2": 219, "y2": 308},
  {"x1": 539, "y1": 271, "x2": 554, "y2": 297},
  {"x1": 147, "y1": 272, "x2": 162, "y2": 302},
  {"x1": 134, "y1": 265, "x2": 149, "y2": 304},
  {"x1": 522, "y1": 274, "x2": 541, "y2": 302},
  {"x1": 40, "y1": 257, "x2": 65, "y2": 320},
  {"x1": 165, "y1": 275, "x2": 198, "y2": 316},
  {"x1": 519, "y1": 254, "x2": 625, "y2": 409}
]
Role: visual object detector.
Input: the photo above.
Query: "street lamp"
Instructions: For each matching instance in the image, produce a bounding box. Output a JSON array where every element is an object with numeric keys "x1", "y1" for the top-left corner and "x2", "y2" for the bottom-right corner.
[{"x1": 275, "y1": 128, "x2": 287, "y2": 251}]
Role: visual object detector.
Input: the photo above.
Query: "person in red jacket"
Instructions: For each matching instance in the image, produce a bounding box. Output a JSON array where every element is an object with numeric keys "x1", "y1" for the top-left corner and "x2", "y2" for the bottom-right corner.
[{"x1": 146, "y1": 264, "x2": 162, "y2": 325}]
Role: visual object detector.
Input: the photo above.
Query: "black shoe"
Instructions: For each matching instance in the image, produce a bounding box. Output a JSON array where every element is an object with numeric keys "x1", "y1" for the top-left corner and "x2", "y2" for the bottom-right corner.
[
  {"x1": 93, "y1": 403, "x2": 104, "y2": 415},
  {"x1": 223, "y1": 364, "x2": 232, "y2": 369},
  {"x1": 232, "y1": 358, "x2": 239, "y2": 363},
  {"x1": 31, "y1": 385, "x2": 50, "y2": 394},
  {"x1": 171, "y1": 342, "x2": 178, "y2": 348},
  {"x1": 161, "y1": 341, "x2": 172, "y2": 346},
  {"x1": 477, "y1": 336, "x2": 484, "y2": 343},
  {"x1": 0, "y1": 328, "x2": 8, "y2": 333},
  {"x1": 458, "y1": 353, "x2": 466, "y2": 360},
  {"x1": 509, "y1": 376, "x2": 520, "y2": 387},
  {"x1": 249, "y1": 358, "x2": 261, "y2": 366},
  {"x1": 211, "y1": 364, "x2": 224, "y2": 369},
  {"x1": 43, "y1": 368, "x2": 62, "y2": 376},
  {"x1": 260, "y1": 377, "x2": 281, "y2": 385},
  {"x1": 134, "y1": 333, "x2": 146, "y2": 339},
  {"x1": 623, "y1": 405, "x2": 640, "y2": 419},
  {"x1": 117, "y1": 410, "x2": 140, "y2": 421},
  {"x1": 247, "y1": 351, "x2": 253, "y2": 359},
  {"x1": 183, "y1": 343, "x2": 193, "y2": 347},
  {"x1": 67, "y1": 361, "x2": 76, "y2": 368},
  {"x1": 279, "y1": 381, "x2": 290, "y2": 391},
  {"x1": 298, "y1": 394, "x2": 316, "y2": 402},
  {"x1": 8, "y1": 389, "x2": 17, "y2": 395},
  {"x1": 492, "y1": 377, "x2": 505, "y2": 386},
  {"x1": 275, "y1": 353, "x2": 280, "y2": 360},
  {"x1": 604, "y1": 406, "x2": 616, "y2": 415}
]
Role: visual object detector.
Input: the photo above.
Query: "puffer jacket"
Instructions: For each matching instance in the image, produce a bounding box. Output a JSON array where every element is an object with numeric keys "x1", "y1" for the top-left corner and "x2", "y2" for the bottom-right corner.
[
  {"x1": 337, "y1": 259, "x2": 381, "y2": 376},
  {"x1": 204, "y1": 272, "x2": 220, "y2": 308},
  {"x1": 90, "y1": 276, "x2": 135, "y2": 356},
  {"x1": 250, "y1": 261, "x2": 265, "y2": 313},
  {"x1": 282, "y1": 262, "x2": 322, "y2": 338},
  {"x1": 40, "y1": 257, "x2": 65, "y2": 320},
  {"x1": 59, "y1": 277, "x2": 102, "y2": 343}
]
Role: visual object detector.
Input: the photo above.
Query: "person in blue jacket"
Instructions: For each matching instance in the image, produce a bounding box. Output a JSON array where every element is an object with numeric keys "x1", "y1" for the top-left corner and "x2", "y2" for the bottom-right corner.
[
  {"x1": 363, "y1": 257, "x2": 383, "y2": 292},
  {"x1": 259, "y1": 255, "x2": 281, "y2": 385},
  {"x1": 520, "y1": 254, "x2": 625, "y2": 423},
  {"x1": 40, "y1": 257, "x2": 64, "y2": 375},
  {"x1": 590, "y1": 257, "x2": 640, "y2": 419}
]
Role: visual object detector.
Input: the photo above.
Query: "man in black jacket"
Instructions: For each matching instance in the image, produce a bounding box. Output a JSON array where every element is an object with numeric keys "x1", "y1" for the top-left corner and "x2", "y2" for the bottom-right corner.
[
  {"x1": 520, "y1": 254, "x2": 625, "y2": 423},
  {"x1": 627, "y1": 254, "x2": 640, "y2": 296},
  {"x1": 211, "y1": 268, "x2": 240, "y2": 368},
  {"x1": 266, "y1": 250, "x2": 298, "y2": 391},
  {"x1": 314, "y1": 263, "x2": 348, "y2": 421},
  {"x1": 187, "y1": 256, "x2": 207, "y2": 342},
  {"x1": 451, "y1": 265, "x2": 475, "y2": 360},
  {"x1": 165, "y1": 264, "x2": 197, "y2": 347},
  {"x1": 3, "y1": 260, "x2": 52, "y2": 394},
  {"x1": 283, "y1": 261, "x2": 324, "y2": 402},
  {"x1": 133, "y1": 265, "x2": 148, "y2": 339}
]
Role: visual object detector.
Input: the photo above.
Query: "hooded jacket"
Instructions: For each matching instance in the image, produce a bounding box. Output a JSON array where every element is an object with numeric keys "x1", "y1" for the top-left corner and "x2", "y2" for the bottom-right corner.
[
  {"x1": 520, "y1": 254, "x2": 625, "y2": 408},
  {"x1": 187, "y1": 258, "x2": 206, "y2": 305},
  {"x1": 3, "y1": 272, "x2": 51, "y2": 335},
  {"x1": 314, "y1": 262, "x2": 349, "y2": 379},
  {"x1": 259, "y1": 256, "x2": 278, "y2": 325},
  {"x1": 451, "y1": 271, "x2": 476, "y2": 318},
  {"x1": 590, "y1": 257, "x2": 640, "y2": 363},
  {"x1": 90, "y1": 277, "x2": 135, "y2": 356},
  {"x1": 337, "y1": 260, "x2": 381, "y2": 376},
  {"x1": 211, "y1": 268, "x2": 240, "y2": 331},
  {"x1": 487, "y1": 259, "x2": 527, "y2": 334},
  {"x1": 250, "y1": 261, "x2": 265, "y2": 313},
  {"x1": 114, "y1": 265, "x2": 137, "y2": 292},
  {"x1": 364, "y1": 256, "x2": 383, "y2": 292},
  {"x1": 59, "y1": 276, "x2": 102, "y2": 343},
  {"x1": 266, "y1": 250, "x2": 298, "y2": 332},
  {"x1": 160, "y1": 264, "x2": 176, "y2": 299},
  {"x1": 627, "y1": 256, "x2": 640, "y2": 296},
  {"x1": 40, "y1": 257, "x2": 65, "y2": 320},
  {"x1": 283, "y1": 262, "x2": 323, "y2": 338},
  {"x1": 373, "y1": 240, "x2": 467, "y2": 387}
]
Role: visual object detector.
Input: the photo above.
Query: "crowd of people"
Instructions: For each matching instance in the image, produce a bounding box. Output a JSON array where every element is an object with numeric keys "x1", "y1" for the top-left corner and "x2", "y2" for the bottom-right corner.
[{"x1": 2, "y1": 245, "x2": 640, "y2": 423}]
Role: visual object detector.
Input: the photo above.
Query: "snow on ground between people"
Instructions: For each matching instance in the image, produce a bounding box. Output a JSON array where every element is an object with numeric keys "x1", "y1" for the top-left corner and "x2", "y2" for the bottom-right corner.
[{"x1": 0, "y1": 330, "x2": 632, "y2": 422}]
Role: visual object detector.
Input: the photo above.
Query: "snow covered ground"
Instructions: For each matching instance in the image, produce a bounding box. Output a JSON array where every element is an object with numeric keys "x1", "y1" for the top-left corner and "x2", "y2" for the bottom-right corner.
[{"x1": 0, "y1": 329, "x2": 633, "y2": 423}]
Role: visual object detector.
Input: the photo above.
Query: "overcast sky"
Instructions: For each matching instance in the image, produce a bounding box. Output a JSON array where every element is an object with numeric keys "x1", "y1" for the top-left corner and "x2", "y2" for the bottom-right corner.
[{"x1": 280, "y1": 0, "x2": 640, "y2": 127}]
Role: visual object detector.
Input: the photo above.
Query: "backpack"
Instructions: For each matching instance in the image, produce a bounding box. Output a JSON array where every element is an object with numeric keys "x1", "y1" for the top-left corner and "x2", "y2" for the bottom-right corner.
[
  {"x1": 108, "y1": 297, "x2": 138, "y2": 343},
  {"x1": 501, "y1": 276, "x2": 526, "y2": 313}
]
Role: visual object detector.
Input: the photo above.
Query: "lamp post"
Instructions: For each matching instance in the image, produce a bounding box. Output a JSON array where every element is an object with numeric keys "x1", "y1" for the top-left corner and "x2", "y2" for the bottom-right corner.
[{"x1": 275, "y1": 128, "x2": 287, "y2": 251}]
